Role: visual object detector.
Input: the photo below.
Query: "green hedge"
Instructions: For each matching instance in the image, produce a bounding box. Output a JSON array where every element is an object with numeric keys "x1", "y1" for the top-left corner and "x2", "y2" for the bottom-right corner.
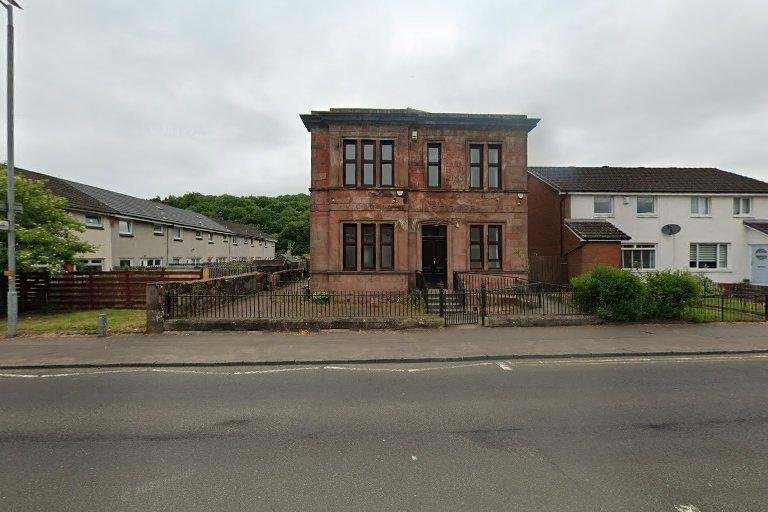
[{"x1": 571, "y1": 266, "x2": 703, "y2": 321}]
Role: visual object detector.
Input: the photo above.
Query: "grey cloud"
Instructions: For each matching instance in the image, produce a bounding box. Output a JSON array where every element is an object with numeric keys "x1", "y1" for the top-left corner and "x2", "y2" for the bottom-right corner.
[{"x1": 2, "y1": 0, "x2": 767, "y2": 198}]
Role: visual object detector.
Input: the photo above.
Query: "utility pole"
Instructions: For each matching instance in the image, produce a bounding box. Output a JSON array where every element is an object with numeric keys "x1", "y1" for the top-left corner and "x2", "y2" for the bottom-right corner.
[{"x1": 3, "y1": 1, "x2": 20, "y2": 337}]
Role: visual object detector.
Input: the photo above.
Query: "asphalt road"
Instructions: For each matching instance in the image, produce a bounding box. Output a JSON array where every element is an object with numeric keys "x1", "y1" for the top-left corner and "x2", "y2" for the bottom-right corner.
[{"x1": 2, "y1": 355, "x2": 768, "y2": 511}]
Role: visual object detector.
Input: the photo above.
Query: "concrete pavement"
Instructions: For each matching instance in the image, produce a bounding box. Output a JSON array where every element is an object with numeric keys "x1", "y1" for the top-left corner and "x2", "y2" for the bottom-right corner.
[
  {"x1": 2, "y1": 354, "x2": 768, "y2": 510},
  {"x1": 0, "y1": 322, "x2": 767, "y2": 368}
]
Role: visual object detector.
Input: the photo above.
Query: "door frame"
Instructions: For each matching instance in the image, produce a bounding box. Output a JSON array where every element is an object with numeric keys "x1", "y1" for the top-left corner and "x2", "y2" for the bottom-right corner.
[
  {"x1": 749, "y1": 243, "x2": 768, "y2": 284},
  {"x1": 420, "y1": 224, "x2": 448, "y2": 287}
]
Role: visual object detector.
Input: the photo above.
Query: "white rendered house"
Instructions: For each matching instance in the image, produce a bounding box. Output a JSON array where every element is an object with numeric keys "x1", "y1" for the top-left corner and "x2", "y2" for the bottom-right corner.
[{"x1": 528, "y1": 167, "x2": 768, "y2": 284}]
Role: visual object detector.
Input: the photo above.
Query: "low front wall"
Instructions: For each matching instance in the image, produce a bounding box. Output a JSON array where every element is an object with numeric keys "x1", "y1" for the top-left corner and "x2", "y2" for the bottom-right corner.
[
  {"x1": 311, "y1": 272, "x2": 410, "y2": 292},
  {"x1": 147, "y1": 271, "x2": 266, "y2": 333}
]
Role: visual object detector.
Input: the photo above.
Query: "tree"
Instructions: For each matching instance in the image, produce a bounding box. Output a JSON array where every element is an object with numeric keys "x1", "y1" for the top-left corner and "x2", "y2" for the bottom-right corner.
[
  {"x1": 277, "y1": 218, "x2": 310, "y2": 255},
  {"x1": 0, "y1": 173, "x2": 94, "y2": 272}
]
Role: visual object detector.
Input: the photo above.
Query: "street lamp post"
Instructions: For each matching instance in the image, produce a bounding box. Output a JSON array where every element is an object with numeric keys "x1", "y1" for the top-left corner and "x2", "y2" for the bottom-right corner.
[{"x1": 2, "y1": 0, "x2": 20, "y2": 338}]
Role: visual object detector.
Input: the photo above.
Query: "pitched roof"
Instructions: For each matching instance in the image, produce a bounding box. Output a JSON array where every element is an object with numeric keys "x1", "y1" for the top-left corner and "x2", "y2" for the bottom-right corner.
[
  {"x1": 744, "y1": 220, "x2": 768, "y2": 236},
  {"x1": 529, "y1": 166, "x2": 768, "y2": 194},
  {"x1": 213, "y1": 218, "x2": 276, "y2": 242},
  {"x1": 564, "y1": 219, "x2": 631, "y2": 241},
  {"x1": 301, "y1": 107, "x2": 540, "y2": 132},
  {"x1": 17, "y1": 168, "x2": 228, "y2": 232}
]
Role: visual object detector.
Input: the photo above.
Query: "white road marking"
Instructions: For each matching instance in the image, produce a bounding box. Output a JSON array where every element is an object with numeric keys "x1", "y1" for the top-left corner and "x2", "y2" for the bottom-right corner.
[
  {"x1": 675, "y1": 505, "x2": 701, "y2": 512},
  {"x1": 0, "y1": 353, "x2": 765, "y2": 379}
]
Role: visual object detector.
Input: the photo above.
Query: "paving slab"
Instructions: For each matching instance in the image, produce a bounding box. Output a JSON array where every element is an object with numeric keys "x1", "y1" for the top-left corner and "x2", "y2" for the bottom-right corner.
[{"x1": 0, "y1": 322, "x2": 766, "y2": 368}]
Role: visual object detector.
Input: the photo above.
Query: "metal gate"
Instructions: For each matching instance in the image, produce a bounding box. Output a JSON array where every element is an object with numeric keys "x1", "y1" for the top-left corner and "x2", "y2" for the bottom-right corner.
[{"x1": 428, "y1": 288, "x2": 485, "y2": 326}]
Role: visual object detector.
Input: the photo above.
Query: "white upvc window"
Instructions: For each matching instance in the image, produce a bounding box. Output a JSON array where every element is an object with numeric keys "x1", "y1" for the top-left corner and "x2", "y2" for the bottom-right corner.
[
  {"x1": 593, "y1": 196, "x2": 614, "y2": 216},
  {"x1": 118, "y1": 219, "x2": 133, "y2": 235},
  {"x1": 233, "y1": 236, "x2": 239, "y2": 246},
  {"x1": 195, "y1": 230, "x2": 203, "y2": 240},
  {"x1": 690, "y1": 196, "x2": 711, "y2": 216},
  {"x1": 85, "y1": 214, "x2": 103, "y2": 228},
  {"x1": 636, "y1": 196, "x2": 656, "y2": 216},
  {"x1": 622, "y1": 244, "x2": 656, "y2": 269},
  {"x1": 77, "y1": 258, "x2": 103, "y2": 271},
  {"x1": 733, "y1": 197, "x2": 752, "y2": 216},
  {"x1": 153, "y1": 224, "x2": 164, "y2": 236},
  {"x1": 173, "y1": 226, "x2": 183, "y2": 241},
  {"x1": 208, "y1": 232, "x2": 215, "y2": 244},
  {"x1": 690, "y1": 243, "x2": 728, "y2": 270},
  {"x1": 223, "y1": 235, "x2": 229, "y2": 243},
  {"x1": 142, "y1": 257, "x2": 163, "y2": 267}
]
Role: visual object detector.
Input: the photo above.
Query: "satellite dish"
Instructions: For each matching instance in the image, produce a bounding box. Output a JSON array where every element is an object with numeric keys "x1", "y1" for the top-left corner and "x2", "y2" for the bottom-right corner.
[{"x1": 661, "y1": 224, "x2": 681, "y2": 236}]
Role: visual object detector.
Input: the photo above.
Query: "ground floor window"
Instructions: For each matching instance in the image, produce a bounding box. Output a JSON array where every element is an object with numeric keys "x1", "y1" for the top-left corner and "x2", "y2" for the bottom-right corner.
[
  {"x1": 622, "y1": 244, "x2": 656, "y2": 269},
  {"x1": 142, "y1": 258, "x2": 163, "y2": 268},
  {"x1": 690, "y1": 243, "x2": 728, "y2": 269},
  {"x1": 76, "y1": 259, "x2": 103, "y2": 271},
  {"x1": 469, "y1": 224, "x2": 503, "y2": 270},
  {"x1": 118, "y1": 258, "x2": 132, "y2": 268},
  {"x1": 342, "y1": 222, "x2": 396, "y2": 271}
]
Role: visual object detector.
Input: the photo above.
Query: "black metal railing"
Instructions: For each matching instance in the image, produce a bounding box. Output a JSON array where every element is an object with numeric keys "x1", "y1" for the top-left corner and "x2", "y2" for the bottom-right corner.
[
  {"x1": 166, "y1": 289, "x2": 428, "y2": 320},
  {"x1": 691, "y1": 294, "x2": 767, "y2": 322}
]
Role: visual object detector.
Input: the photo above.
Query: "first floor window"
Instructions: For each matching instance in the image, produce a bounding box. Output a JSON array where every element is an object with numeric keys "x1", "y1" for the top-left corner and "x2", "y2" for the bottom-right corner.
[
  {"x1": 85, "y1": 214, "x2": 102, "y2": 228},
  {"x1": 470, "y1": 225, "x2": 484, "y2": 270},
  {"x1": 173, "y1": 227, "x2": 182, "y2": 241},
  {"x1": 469, "y1": 144, "x2": 483, "y2": 189},
  {"x1": 153, "y1": 224, "x2": 164, "y2": 236},
  {"x1": 362, "y1": 141, "x2": 375, "y2": 186},
  {"x1": 118, "y1": 220, "x2": 132, "y2": 235},
  {"x1": 622, "y1": 244, "x2": 656, "y2": 269},
  {"x1": 593, "y1": 196, "x2": 613, "y2": 216},
  {"x1": 344, "y1": 140, "x2": 357, "y2": 186},
  {"x1": 690, "y1": 243, "x2": 728, "y2": 269},
  {"x1": 636, "y1": 196, "x2": 655, "y2": 215},
  {"x1": 119, "y1": 258, "x2": 132, "y2": 268},
  {"x1": 195, "y1": 230, "x2": 203, "y2": 240},
  {"x1": 691, "y1": 196, "x2": 711, "y2": 215},
  {"x1": 343, "y1": 224, "x2": 357, "y2": 271},
  {"x1": 733, "y1": 197, "x2": 751, "y2": 215},
  {"x1": 427, "y1": 143, "x2": 441, "y2": 188},
  {"x1": 380, "y1": 224, "x2": 394, "y2": 270},
  {"x1": 209, "y1": 232, "x2": 215, "y2": 244},
  {"x1": 487, "y1": 225, "x2": 502, "y2": 269},
  {"x1": 362, "y1": 224, "x2": 376, "y2": 270},
  {"x1": 488, "y1": 144, "x2": 501, "y2": 190},
  {"x1": 380, "y1": 141, "x2": 394, "y2": 186}
]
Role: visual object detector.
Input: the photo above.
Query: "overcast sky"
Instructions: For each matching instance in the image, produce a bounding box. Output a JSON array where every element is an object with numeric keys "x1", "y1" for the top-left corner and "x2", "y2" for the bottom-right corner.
[{"x1": 4, "y1": 0, "x2": 768, "y2": 198}]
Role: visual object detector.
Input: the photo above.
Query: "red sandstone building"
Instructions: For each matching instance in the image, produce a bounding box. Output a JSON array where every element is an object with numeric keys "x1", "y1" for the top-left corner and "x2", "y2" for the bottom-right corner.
[{"x1": 301, "y1": 108, "x2": 539, "y2": 292}]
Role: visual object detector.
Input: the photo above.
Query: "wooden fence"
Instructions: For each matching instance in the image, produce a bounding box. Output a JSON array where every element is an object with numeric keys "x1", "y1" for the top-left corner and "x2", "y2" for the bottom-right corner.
[{"x1": 1, "y1": 269, "x2": 203, "y2": 311}]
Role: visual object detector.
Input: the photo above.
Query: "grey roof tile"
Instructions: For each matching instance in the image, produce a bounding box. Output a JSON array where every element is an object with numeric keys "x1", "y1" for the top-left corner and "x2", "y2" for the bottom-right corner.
[
  {"x1": 564, "y1": 219, "x2": 631, "y2": 241},
  {"x1": 529, "y1": 166, "x2": 768, "y2": 194}
]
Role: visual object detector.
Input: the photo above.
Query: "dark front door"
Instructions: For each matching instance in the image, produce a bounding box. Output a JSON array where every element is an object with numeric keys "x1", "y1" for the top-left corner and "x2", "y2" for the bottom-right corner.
[{"x1": 421, "y1": 225, "x2": 447, "y2": 287}]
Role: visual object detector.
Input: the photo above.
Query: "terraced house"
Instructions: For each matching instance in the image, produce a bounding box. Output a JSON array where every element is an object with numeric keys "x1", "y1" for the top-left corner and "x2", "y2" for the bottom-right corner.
[
  {"x1": 528, "y1": 166, "x2": 768, "y2": 284},
  {"x1": 301, "y1": 108, "x2": 539, "y2": 292},
  {"x1": 19, "y1": 169, "x2": 276, "y2": 270}
]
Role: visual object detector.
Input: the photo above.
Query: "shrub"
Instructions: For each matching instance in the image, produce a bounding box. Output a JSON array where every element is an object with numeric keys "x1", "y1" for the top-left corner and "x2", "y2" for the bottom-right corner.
[
  {"x1": 644, "y1": 271, "x2": 702, "y2": 318},
  {"x1": 690, "y1": 273, "x2": 719, "y2": 296},
  {"x1": 311, "y1": 291, "x2": 330, "y2": 304},
  {"x1": 571, "y1": 266, "x2": 645, "y2": 322}
]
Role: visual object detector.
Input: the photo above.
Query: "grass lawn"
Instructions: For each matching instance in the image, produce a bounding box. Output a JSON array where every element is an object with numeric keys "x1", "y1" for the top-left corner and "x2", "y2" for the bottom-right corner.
[
  {"x1": 1, "y1": 309, "x2": 146, "y2": 335},
  {"x1": 686, "y1": 297, "x2": 766, "y2": 322}
]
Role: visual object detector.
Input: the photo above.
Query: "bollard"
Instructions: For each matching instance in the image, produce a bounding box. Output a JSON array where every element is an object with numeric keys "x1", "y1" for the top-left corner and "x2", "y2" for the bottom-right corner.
[{"x1": 97, "y1": 313, "x2": 108, "y2": 337}]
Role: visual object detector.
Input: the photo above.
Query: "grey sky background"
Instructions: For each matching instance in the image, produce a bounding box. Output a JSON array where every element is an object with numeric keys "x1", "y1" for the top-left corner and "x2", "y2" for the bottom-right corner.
[{"x1": 4, "y1": 0, "x2": 768, "y2": 198}]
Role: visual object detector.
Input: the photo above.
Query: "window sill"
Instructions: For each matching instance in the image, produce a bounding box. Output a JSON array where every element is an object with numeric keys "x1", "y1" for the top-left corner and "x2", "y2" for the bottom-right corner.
[
  {"x1": 173, "y1": 238, "x2": 183, "y2": 242},
  {"x1": 733, "y1": 214, "x2": 754, "y2": 218},
  {"x1": 208, "y1": 241, "x2": 215, "y2": 245},
  {"x1": 636, "y1": 214, "x2": 658, "y2": 218},
  {"x1": 690, "y1": 268, "x2": 731, "y2": 273},
  {"x1": 118, "y1": 233, "x2": 133, "y2": 237},
  {"x1": 85, "y1": 225, "x2": 104, "y2": 230},
  {"x1": 153, "y1": 232, "x2": 164, "y2": 236},
  {"x1": 690, "y1": 214, "x2": 712, "y2": 218},
  {"x1": 593, "y1": 214, "x2": 614, "y2": 218}
]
